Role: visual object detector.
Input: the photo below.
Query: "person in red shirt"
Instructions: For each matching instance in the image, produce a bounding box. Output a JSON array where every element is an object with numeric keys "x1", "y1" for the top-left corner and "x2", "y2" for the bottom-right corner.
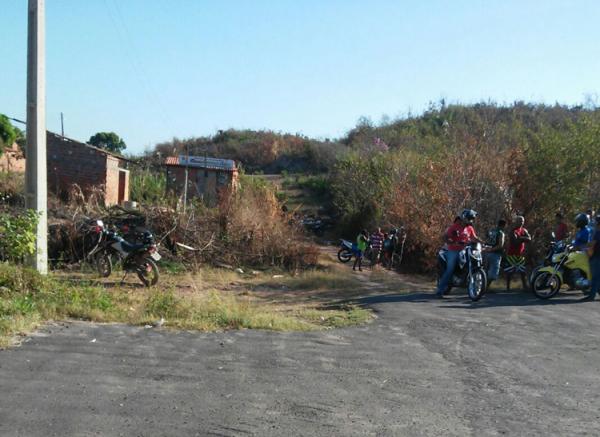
[
  {"x1": 554, "y1": 212, "x2": 569, "y2": 242},
  {"x1": 436, "y1": 209, "x2": 483, "y2": 297},
  {"x1": 504, "y1": 215, "x2": 532, "y2": 291}
]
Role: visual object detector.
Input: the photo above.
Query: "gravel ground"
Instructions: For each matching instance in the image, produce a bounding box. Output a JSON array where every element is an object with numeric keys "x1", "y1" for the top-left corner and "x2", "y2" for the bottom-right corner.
[{"x1": 1, "y1": 289, "x2": 600, "y2": 436}]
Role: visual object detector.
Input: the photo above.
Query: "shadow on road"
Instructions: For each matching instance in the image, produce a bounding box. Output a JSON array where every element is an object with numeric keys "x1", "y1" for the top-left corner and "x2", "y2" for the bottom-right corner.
[{"x1": 344, "y1": 290, "x2": 592, "y2": 310}]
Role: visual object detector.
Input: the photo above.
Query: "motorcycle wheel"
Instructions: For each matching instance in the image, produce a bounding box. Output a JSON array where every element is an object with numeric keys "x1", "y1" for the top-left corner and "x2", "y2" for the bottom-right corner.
[
  {"x1": 96, "y1": 253, "x2": 112, "y2": 278},
  {"x1": 337, "y1": 248, "x2": 353, "y2": 263},
  {"x1": 136, "y1": 257, "x2": 159, "y2": 287},
  {"x1": 531, "y1": 271, "x2": 561, "y2": 299},
  {"x1": 467, "y1": 268, "x2": 487, "y2": 301},
  {"x1": 529, "y1": 265, "x2": 542, "y2": 290}
]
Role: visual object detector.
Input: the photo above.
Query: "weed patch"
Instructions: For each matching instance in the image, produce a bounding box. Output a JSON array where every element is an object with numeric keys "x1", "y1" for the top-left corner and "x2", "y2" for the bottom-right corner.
[{"x1": 0, "y1": 263, "x2": 375, "y2": 348}]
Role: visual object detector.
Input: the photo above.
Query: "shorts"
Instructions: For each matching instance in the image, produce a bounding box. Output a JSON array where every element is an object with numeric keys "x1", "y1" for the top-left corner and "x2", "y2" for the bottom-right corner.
[{"x1": 504, "y1": 255, "x2": 526, "y2": 273}]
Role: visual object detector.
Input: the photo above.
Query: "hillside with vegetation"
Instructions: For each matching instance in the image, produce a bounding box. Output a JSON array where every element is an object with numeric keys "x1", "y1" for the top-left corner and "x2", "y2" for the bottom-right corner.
[
  {"x1": 148, "y1": 129, "x2": 349, "y2": 174},
  {"x1": 143, "y1": 103, "x2": 600, "y2": 268},
  {"x1": 329, "y1": 101, "x2": 600, "y2": 269}
]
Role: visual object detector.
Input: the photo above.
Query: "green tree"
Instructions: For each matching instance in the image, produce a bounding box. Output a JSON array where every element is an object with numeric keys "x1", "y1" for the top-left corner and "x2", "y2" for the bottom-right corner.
[
  {"x1": 88, "y1": 131, "x2": 126, "y2": 154},
  {"x1": 0, "y1": 114, "x2": 18, "y2": 155}
]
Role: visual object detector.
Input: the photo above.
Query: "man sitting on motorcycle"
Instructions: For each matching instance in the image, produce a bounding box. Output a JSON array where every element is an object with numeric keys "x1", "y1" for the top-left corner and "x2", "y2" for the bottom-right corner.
[
  {"x1": 436, "y1": 209, "x2": 483, "y2": 298},
  {"x1": 573, "y1": 213, "x2": 592, "y2": 251}
]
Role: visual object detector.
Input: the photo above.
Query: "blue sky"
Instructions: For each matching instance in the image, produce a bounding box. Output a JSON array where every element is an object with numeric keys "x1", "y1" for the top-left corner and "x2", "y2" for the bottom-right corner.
[{"x1": 2, "y1": 0, "x2": 600, "y2": 153}]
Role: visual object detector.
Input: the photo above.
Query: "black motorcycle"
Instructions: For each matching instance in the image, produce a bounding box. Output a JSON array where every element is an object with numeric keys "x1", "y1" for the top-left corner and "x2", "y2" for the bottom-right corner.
[
  {"x1": 437, "y1": 242, "x2": 487, "y2": 301},
  {"x1": 87, "y1": 220, "x2": 161, "y2": 287}
]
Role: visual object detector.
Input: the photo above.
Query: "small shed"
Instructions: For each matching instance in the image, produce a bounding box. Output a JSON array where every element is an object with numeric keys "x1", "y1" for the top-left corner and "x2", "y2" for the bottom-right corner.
[
  {"x1": 164, "y1": 155, "x2": 238, "y2": 206},
  {"x1": 47, "y1": 132, "x2": 131, "y2": 205}
]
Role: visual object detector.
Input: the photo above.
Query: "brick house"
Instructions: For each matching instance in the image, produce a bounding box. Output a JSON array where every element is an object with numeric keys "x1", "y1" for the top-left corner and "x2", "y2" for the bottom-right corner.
[
  {"x1": 165, "y1": 155, "x2": 238, "y2": 206},
  {"x1": 0, "y1": 143, "x2": 26, "y2": 173},
  {"x1": 46, "y1": 132, "x2": 131, "y2": 205}
]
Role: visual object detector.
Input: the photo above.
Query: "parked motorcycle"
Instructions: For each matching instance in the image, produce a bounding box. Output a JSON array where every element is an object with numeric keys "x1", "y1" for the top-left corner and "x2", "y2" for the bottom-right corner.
[
  {"x1": 337, "y1": 239, "x2": 375, "y2": 266},
  {"x1": 437, "y1": 242, "x2": 487, "y2": 301},
  {"x1": 337, "y1": 239, "x2": 354, "y2": 263},
  {"x1": 531, "y1": 245, "x2": 592, "y2": 299},
  {"x1": 87, "y1": 220, "x2": 161, "y2": 287},
  {"x1": 529, "y1": 233, "x2": 567, "y2": 287}
]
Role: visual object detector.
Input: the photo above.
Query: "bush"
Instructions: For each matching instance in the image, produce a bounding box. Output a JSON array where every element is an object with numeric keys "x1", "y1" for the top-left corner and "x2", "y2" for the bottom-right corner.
[
  {"x1": 130, "y1": 168, "x2": 167, "y2": 204},
  {"x1": 0, "y1": 210, "x2": 39, "y2": 263}
]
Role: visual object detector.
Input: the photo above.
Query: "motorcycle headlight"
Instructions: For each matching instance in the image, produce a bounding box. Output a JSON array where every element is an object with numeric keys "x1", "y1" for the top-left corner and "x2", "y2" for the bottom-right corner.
[{"x1": 551, "y1": 254, "x2": 563, "y2": 263}]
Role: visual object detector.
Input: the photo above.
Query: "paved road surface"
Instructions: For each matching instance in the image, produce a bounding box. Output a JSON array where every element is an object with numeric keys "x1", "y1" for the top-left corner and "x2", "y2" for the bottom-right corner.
[{"x1": 1, "y1": 291, "x2": 600, "y2": 436}]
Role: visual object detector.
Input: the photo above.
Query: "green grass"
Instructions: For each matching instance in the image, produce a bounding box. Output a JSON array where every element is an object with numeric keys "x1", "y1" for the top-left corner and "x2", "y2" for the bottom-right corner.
[{"x1": 0, "y1": 263, "x2": 374, "y2": 348}]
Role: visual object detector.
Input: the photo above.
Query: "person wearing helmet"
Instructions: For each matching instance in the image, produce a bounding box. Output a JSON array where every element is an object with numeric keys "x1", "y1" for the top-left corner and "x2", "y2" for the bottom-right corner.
[
  {"x1": 573, "y1": 213, "x2": 592, "y2": 251},
  {"x1": 436, "y1": 209, "x2": 483, "y2": 298}
]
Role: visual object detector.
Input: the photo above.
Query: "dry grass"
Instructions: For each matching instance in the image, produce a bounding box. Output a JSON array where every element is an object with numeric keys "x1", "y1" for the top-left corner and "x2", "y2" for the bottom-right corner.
[{"x1": 0, "y1": 259, "x2": 376, "y2": 348}]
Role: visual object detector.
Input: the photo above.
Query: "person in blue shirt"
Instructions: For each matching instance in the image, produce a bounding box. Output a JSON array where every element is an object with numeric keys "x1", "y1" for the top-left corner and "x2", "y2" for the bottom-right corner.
[
  {"x1": 584, "y1": 215, "x2": 600, "y2": 300},
  {"x1": 586, "y1": 209, "x2": 596, "y2": 243},
  {"x1": 572, "y1": 213, "x2": 592, "y2": 250}
]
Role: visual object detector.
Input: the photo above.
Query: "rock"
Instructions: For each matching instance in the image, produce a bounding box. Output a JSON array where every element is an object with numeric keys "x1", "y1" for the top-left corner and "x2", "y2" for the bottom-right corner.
[
  {"x1": 251, "y1": 270, "x2": 260, "y2": 276},
  {"x1": 152, "y1": 317, "x2": 165, "y2": 328},
  {"x1": 235, "y1": 268, "x2": 244, "y2": 274}
]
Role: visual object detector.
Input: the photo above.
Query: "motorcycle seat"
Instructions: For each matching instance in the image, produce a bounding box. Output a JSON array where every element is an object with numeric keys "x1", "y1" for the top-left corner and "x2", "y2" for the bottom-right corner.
[{"x1": 120, "y1": 240, "x2": 147, "y2": 253}]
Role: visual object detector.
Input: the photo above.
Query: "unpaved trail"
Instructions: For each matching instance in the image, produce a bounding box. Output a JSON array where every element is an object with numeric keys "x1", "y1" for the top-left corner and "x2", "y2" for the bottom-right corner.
[{"x1": 1, "y1": 264, "x2": 600, "y2": 436}]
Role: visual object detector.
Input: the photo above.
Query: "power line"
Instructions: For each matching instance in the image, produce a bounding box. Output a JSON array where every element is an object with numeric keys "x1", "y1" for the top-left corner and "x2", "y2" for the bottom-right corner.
[{"x1": 102, "y1": 0, "x2": 175, "y2": 136}]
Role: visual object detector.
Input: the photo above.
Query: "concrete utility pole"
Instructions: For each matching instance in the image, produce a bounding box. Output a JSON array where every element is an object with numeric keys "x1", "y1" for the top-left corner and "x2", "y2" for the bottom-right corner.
[{"x1": 25, "y1": 0, "x2": 48, "y2": 274}]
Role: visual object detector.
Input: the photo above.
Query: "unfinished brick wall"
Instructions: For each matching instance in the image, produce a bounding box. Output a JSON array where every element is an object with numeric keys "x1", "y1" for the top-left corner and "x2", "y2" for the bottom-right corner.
[
  {"x1": 46, "y1": 133, "x2": 129, "y2": 206},
  {"x1": 105, "y1": 155, "x2": 129, "y2": 205},
  {"x1": 47, "y1": 133, "x2": 108, "y2": 200},
  {"x1": 0, "y1": 143, "x2": 26, "y2": 173}
]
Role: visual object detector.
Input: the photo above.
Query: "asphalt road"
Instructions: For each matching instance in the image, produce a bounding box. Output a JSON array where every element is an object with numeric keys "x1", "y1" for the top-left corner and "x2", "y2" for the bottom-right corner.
[{"x1": 1, "y1": 290, "x2": 600, "y2": 437}]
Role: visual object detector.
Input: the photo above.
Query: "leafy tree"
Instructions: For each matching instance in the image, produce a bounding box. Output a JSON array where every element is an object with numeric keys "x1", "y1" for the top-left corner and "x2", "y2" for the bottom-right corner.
[
  {"x1": 88, "y1": 131, "x2": 126, "y2": 154},
  {"x1": 0, "y1": 114, "x2": 18, "y2": 155}
]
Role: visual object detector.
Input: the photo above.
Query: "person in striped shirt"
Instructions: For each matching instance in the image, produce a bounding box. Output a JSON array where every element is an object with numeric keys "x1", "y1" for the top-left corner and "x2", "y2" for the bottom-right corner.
[{"x1": 370, "y1": 227, "x2": 384, "y2": 265}]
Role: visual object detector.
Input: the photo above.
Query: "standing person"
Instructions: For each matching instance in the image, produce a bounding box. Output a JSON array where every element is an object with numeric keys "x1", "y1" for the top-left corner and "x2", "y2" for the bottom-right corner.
[
  {"x1": 504, "y1": 216, "x2": 532, "y2": 291},
  {"x1": 586, "y1": 209, "x2": 595, "y2": 244},
  {"x1": 572, "y1": 213, "x2": 592, "y2": 250},
  {"x1": 436, "y1": 209, "x2": 483, "y2": 298},
  {"x1": 370, "y1": 227, "x2": 384, "y2": 266},
  {"x1": 353, "y1": 229, "x2": 369, "y2": 272},
  {"x1": 485, "y1": 219, "x2": 507, "y2": 289},
  {"x1": 585, "y1": 215, "x2": 600, "y2": 300},
  {"x1": 554, "y1": 212, "x2": 569, "y2": 242}
]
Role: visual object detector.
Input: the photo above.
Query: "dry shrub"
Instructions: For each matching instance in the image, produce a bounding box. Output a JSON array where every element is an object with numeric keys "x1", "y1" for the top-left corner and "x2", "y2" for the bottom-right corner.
[
  {"x1": 386, "y1": 145, "x2": 522, "y2": 270},
  {"x1": 42, "y1": 179, "x2": 318, "y2": 271},
  {"x1": 219, "y1": 182, "x2": 319, "y2": 270}
]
